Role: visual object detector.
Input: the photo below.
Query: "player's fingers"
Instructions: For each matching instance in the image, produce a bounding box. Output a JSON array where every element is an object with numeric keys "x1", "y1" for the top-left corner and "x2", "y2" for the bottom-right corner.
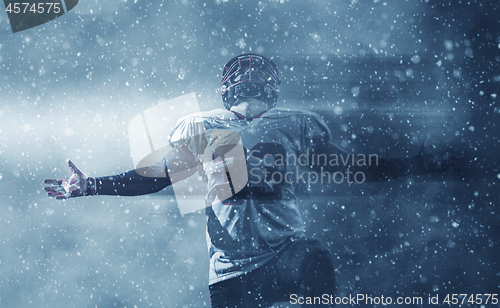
[
  {"x1": 46, "y1": 190, "x2": 68, "y2": 198},
  {"x1": 66, "y1": 159, "x2": 83, "y2": 175},
  {"x1": 44, "y1": 179, "x2": 63, "y2": 185},
  {"x1": 46, "y1": 185, "x2": 66, "y2": 191},
  {"x1": 47, "y1": 191, "x2": 65, "y2": 197}
]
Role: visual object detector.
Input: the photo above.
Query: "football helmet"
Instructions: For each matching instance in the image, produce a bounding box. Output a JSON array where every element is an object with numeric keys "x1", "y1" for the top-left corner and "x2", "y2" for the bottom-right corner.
[{"x1": 221, "y1": 53, "x2": 281, "y2": 110}]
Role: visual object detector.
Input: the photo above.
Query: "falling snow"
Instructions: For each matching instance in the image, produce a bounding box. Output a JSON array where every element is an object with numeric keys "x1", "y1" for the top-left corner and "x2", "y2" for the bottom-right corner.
[{"x1": 0, "y1": 0, "x2": 499, "y2": 307}]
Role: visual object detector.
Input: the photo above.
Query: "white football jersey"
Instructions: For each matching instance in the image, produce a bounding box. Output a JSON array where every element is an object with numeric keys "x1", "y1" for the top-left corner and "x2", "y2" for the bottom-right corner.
[{"x1": 169, "y1": 107, "x2": 331, "y2": 285}]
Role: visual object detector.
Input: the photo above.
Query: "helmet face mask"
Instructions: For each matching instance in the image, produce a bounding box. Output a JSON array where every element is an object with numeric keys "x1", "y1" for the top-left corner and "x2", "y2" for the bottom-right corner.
[{"x1": 221, "y1": 54, "x2": 281, "y2": 110}]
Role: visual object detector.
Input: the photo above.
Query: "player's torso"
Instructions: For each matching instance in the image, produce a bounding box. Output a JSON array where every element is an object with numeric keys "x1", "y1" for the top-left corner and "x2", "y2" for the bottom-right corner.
[{"x1": 202, "y1": 108, "x2": 309, "y2": 252}]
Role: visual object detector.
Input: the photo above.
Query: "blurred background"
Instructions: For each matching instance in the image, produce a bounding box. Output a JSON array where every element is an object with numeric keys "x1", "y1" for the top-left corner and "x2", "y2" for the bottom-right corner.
[{"x1": 0, "y1": 0, "x2": 498, "y2": 307}]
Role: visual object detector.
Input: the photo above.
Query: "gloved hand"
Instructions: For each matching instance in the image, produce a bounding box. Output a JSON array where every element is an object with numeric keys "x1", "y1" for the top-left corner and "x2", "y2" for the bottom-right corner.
[
  {"x1": 415, "y1": 143, "x2": 458, "y2": 174},
  {"x1": 44, "y1": 160, "x2": 95, "y2": 199}
]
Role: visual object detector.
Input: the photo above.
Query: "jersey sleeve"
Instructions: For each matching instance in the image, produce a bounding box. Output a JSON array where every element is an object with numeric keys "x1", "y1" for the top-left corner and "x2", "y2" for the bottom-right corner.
[
  {"x1": 95, "y1": 166, "x2": 172, "y2": 196},
  {"x1": 169, "y1": 114, "x2": 209, "y2": 162}
]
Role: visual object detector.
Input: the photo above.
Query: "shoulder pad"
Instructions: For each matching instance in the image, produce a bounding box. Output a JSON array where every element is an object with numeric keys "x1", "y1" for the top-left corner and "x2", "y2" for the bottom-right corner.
[{"x1": 174, "y1": 108, "x2": 235, "y2": 125}]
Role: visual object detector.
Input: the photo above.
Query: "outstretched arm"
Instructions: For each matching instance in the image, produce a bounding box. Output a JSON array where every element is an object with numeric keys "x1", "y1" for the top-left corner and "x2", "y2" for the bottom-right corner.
[{"x1": 44, "y1": 146, "x2": 198, "y2": 199}]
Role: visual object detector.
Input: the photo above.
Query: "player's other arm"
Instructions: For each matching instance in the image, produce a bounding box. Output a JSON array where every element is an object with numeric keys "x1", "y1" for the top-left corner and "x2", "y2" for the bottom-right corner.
[
  {"x1": 44, "y1": 146, "x2": 197, "y2": 199},
  {"x1": 315, "y1": 142, "x2": 456, "y2": 182}
]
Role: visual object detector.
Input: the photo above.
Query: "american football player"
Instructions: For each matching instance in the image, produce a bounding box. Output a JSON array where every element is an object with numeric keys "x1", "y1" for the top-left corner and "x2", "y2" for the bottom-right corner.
[{"x1": 45, "y1": 53, "x2": 455, "y2": 307}]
